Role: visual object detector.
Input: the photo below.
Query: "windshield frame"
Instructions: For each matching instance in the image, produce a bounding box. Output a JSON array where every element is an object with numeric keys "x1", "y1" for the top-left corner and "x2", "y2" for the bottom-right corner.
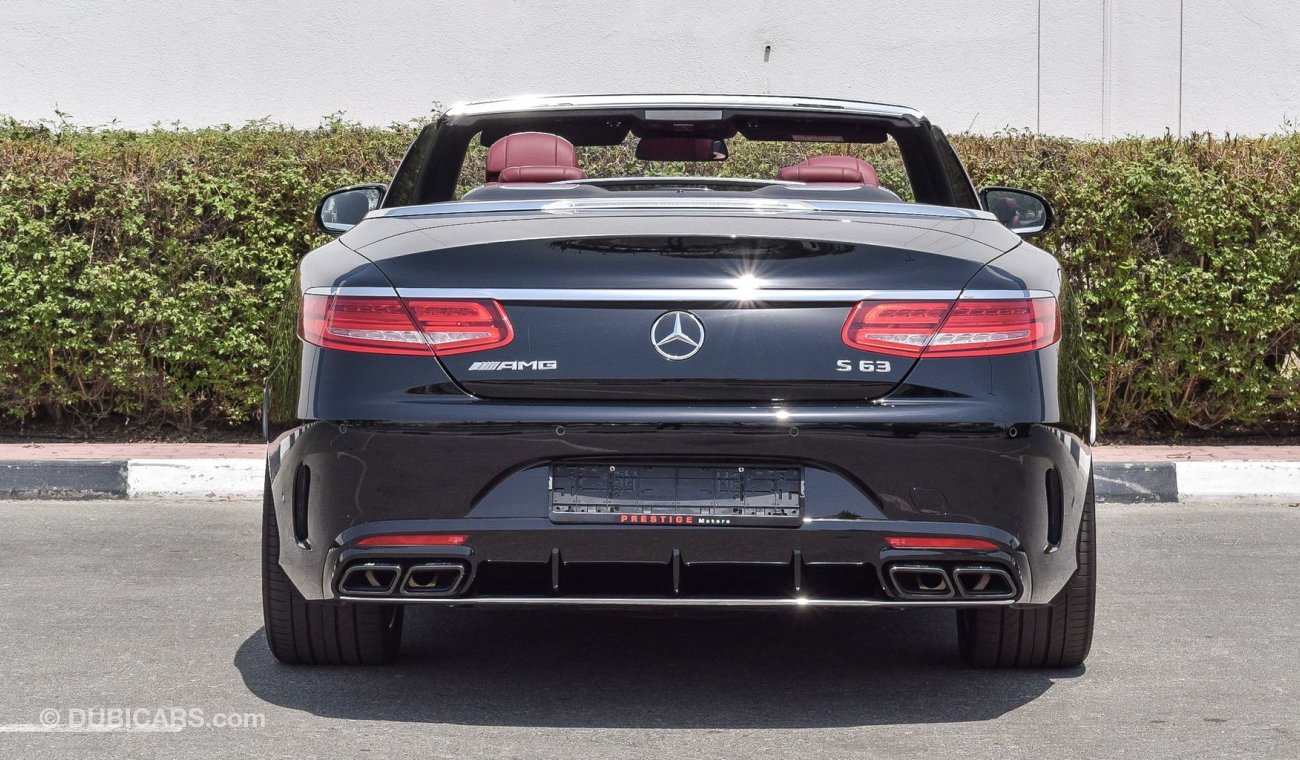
[{"x1": 385, "y1": 97, "x2": 977, "y2": 210}]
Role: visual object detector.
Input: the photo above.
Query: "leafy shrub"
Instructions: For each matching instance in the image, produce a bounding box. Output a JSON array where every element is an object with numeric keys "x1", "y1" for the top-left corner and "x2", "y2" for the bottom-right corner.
[
  {"x1": 0, "y1": 118, "x2": 413, "y2": 430},
  {"x1": 1, "y1": 119, "x2": 1297, "y2": 435},
  {"x1": 953, "y1": 132, "x2": 1300, "y2": 432}
]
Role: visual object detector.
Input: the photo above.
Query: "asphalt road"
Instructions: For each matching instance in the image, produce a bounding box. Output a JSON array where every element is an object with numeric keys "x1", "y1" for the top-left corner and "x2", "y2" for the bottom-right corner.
[{"x1": 0, "y1": 500, "x2": 1296, "y2": 760}]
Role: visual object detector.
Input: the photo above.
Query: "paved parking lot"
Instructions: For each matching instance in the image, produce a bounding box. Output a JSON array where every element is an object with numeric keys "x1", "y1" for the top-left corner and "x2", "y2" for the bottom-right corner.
[{"x1": 0, "y1": 499, "x2": 1296, "y2": 759}]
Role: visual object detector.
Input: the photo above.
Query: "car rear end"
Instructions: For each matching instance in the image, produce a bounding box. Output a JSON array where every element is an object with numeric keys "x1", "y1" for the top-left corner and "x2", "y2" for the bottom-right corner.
[{"x1": 268, "y1": 200, "x2": 1090, "y2": 606}]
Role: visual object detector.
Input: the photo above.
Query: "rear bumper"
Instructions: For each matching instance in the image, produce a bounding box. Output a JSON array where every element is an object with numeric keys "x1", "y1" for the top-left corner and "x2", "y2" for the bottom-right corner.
[
  {"x1": 268, "y1": 406, "x2": 1090, "y2": 607},
  {"x1": 324, "y1": 519, "x2": 1032, "y2": 607}
]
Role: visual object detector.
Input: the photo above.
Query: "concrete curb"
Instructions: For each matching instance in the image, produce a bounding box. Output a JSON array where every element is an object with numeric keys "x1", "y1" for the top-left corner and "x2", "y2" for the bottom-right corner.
[
  {"x1": 0, "y1": 460, "x2": 128, "y2": 499},
  {"x1": 1094, "y1": 462, "x2": 1179, "y2": 502},
  {"x1": 127, "y1": 458, "x2": 264, "y2": 499},
  {"x1": 2, "y1": 457, "x2": 1298, "y2": 502}
]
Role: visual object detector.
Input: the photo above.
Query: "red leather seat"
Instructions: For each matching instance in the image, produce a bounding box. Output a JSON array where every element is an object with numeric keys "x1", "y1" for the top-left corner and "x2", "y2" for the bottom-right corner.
[
  {"x1": 486, "y1": 132, "x2": 587, "y2": 183},
  {"x1": 497, "y1": 165, "x2": 587, "y2": 183},
  {"x1": 776, "y1": 156, "x2": 880, "y2": 187}
]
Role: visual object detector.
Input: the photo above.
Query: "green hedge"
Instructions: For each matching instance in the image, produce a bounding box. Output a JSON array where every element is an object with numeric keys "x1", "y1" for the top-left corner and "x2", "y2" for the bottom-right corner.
[
  {"x1": 1, "y1": 119, "x2": 1298, "y2": 435},
  {"x1": 953, "y1": 133, "x2": 1300, "y2": 433}
]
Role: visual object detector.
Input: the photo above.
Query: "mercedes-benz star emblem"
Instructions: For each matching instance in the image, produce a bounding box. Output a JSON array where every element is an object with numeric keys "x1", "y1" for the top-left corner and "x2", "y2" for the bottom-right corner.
[{"x1": 651, "y1": 311, "x2": 705, "y2": 361}]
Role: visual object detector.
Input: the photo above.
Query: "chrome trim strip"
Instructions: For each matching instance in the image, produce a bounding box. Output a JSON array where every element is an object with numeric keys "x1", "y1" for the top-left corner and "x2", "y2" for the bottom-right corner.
[
  {"x1": 959, "y1": 289, "x2": 1055, "y2": 300},
  {"x1": 443, "y1": 94, "x2": 924, "y2": 121},
  {"x1": 336, "y1": 595, "x2": 1016, "y2": 608},
  {"x1": 392, "y1": 288, "x2": 960, "y2": 303},
  {"x1": 303, "y1": 286, "x2": 398, "y2": 297},
  {"x1": 305, "y1": 286, "x2": 1051, "y2": 303},
  {"x1": 366, "y1": 198, "x2": 997, "y2": 222}
]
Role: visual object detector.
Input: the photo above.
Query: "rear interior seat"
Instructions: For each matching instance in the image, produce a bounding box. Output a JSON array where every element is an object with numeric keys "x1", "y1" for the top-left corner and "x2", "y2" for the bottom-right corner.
[
  {"x1": 462, "y1": 137, "x2": 903, "y2": 203},
  {"x1": 776, "y1": 156, "x2": 881, "y2": 186},
  {"x1": 485, "y1": 132, "x2": 587, "y2": 183},
  {"x1": 772, "y1": 155, "x2": 901, "y2": 201},
  {"x1": 497, "y1": 165, "x2": 586, "y2": 182}
]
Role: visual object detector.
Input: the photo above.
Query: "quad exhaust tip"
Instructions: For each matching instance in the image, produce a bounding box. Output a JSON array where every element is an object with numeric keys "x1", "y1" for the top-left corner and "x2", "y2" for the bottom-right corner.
[
  {"x1": 951, "y1": 565, "x2": 1017, "y2": 599},
  {"x1": 337, "y1": 563, "x2": 402, "y2": 596},
  {"x1": 888, "y1": 564, "x2": 955, "y2": 599},
  {"x1": 338, "y1": 561, "x2": 469, "y2": 598},
  {"x1": 400, "y1": 563, "x2": 468, "y2": 597},
  {"x1": 887, "y1": 563, "x2": 1018, "y2": 601}
]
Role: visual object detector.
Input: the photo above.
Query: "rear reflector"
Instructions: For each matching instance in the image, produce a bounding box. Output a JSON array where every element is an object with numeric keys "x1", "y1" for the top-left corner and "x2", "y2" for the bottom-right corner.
[
  {"x1": 300, "y1": 295, "x2": 512, "y2": 356},
  {"x1": 355, "y1": 534, "x2": 469, "y2": 547},
  {"x1": 842, "y1": 297, "x2": 1059, "y2": 358},
  {"x1": 885, "y1": 536, "x2": 999, "y2": 550}
]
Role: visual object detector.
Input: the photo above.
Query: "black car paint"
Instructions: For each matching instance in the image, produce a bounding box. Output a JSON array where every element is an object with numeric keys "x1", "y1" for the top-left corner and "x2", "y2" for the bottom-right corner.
[
  {"x1": 353, "y1": 217, "x2": 1013, "y2": 401},
  {"x1": 263, "y1": 105, "x2": 1093, "y2": 610}
]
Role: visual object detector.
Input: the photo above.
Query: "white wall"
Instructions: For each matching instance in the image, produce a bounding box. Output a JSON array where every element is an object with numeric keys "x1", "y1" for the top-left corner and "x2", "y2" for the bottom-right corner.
[{"x1": 3, "y1": 0, "x2": 1299, "y2": 137}]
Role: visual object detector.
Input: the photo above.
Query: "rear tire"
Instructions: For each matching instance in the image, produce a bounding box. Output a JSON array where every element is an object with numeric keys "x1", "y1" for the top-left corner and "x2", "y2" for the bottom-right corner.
[
  {"x1": 956, "y1": 473, "x2": 1096, "y2": 668},
  {"x1": 262, "y1": 469, "x2": 403, "y2": 665}
]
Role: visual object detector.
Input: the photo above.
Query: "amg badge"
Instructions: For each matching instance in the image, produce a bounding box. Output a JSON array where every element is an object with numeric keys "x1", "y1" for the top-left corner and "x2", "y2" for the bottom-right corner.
[{"x1": 466, "y1": 360, "x2": 558, "y2": 371}]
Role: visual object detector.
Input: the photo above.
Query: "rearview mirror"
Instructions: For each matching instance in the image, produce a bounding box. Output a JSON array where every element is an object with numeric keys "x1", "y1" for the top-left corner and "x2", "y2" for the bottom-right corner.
[
  {"x1": 978, "y1": 186, "x2": 1054, "y2": 237},
  {"x1": 314, "y1": 184, "x2": 386, "y2": 235},
  {"x1": 635, "y1": 137, "x2": 729, "y2": 162}
]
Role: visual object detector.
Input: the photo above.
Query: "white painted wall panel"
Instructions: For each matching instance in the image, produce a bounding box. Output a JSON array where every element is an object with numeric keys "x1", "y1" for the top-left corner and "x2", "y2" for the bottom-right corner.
[
  {"x1": 1181, "y1": 0, "x2": 1300, "y2": 133},
  {"x1": 753, "y1": 1, "x2": 1041, "y2": 134},
  {"x1": 1039, "y1": 3, "x2": 1105, "y2": 137},
  {"x1": 1, "y1": 0, "x2": 1298, "y2": 136},
  {"x1": 1107, "y1": 0, "x2": 1183, "y2": 136}
]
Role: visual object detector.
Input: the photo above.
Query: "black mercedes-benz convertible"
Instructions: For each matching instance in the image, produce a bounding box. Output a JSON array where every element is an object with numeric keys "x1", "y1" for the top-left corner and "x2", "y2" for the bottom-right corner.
[{"x1": 262, "y1": 95, "x2": 1096, "y2": 668}]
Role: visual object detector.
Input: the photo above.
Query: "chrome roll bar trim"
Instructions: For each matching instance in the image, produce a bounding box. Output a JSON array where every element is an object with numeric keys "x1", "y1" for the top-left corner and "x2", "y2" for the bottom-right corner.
[
  {"x1": 365, "y1": 197, "x2": 997, "y2": 222},
  {"x1": 442, "y1": 93, "x2": 925, "y2": 121}
]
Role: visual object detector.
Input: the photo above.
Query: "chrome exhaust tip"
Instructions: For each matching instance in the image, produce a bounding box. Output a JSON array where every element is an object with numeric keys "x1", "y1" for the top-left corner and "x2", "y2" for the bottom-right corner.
[
  {"x1": 400, "y1": 563, "x2": 468, "y2": 598},
  {"x1": 952, "y1": 566, "x2": 1017, "y2": 599},
  {"x1": 887, "y1": 564, "x2": 956, "y2": 599},
  {"x1": 337, "y1": 562, "x2": 402, "y2": 596}
]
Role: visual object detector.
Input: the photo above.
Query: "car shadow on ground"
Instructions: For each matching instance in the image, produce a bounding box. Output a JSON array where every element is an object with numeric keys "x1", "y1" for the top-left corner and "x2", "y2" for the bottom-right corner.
[{"x1": 234, "y1": 606, "x2": 1081, "y2": 728}]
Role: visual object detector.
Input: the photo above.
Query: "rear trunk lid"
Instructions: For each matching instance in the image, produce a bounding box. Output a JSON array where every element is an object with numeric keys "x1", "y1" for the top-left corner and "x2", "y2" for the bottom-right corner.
[{"x1": 347, "y1": 210, "x2": 1016, "y2": 402}]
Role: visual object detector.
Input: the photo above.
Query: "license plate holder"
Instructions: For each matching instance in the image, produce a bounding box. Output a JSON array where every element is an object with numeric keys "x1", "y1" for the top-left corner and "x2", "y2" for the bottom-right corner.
[{"x1": 549, "y1": 464, "x2": 804, "y2": 527}]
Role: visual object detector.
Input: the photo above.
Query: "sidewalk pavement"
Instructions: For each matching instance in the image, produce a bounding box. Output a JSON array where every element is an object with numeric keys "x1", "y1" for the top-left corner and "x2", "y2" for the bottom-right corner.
[{"x1": 2, "y1": 443, "x2": 1298, "y2": 502}]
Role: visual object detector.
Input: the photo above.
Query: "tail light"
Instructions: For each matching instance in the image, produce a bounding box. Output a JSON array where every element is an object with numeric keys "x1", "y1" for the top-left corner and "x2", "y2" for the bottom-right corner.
[
  {"x1": 885, "y1": 536, "x2": 999, "y2": 550},
  {"x1": 356, "y1": 533, "x2": 469, "y2": 547},
  {"x1": 300, "y1": 295, "x2": 512, "y2": 356},
  {"x1": 842, "y1": 297, "x2": 1059, "y2": 358}
]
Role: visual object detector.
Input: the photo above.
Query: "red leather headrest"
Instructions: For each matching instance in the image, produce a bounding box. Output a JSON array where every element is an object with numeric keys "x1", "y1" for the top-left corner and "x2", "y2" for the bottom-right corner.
[
  {"x1": 497, "y1": 165, "x2": 588, "y2": 183},
  {"x1": 486, "y1": 132, "x2": 580, "y2": 182},
  {"x1": 777, "y1": 156, "x2": 880, "y2": 187},
  {"x1": 778, "y1": 165, "x2": 868, "y2": 183}
]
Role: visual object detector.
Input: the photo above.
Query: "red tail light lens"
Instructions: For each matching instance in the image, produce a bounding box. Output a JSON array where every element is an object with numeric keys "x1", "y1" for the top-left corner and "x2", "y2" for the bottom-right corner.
[
  {"x1": 356, "y1": 533, "x2": 469, "y2": 547},
  {"x1": 885, "y1": 536, "x2": 1000, "y2": 550},
  {"x1": 405, "y1": 298, "x2": 514, "y2": 355},
  {"x1": 841, "y1": 302, "x2": 949, "y2": 357},
  {"x1": 842, "y1": 297, "x2": 1059, "y2": 358},
  {"x1": 300, "y1": 295, "x2": 513, "y2": 356}
]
